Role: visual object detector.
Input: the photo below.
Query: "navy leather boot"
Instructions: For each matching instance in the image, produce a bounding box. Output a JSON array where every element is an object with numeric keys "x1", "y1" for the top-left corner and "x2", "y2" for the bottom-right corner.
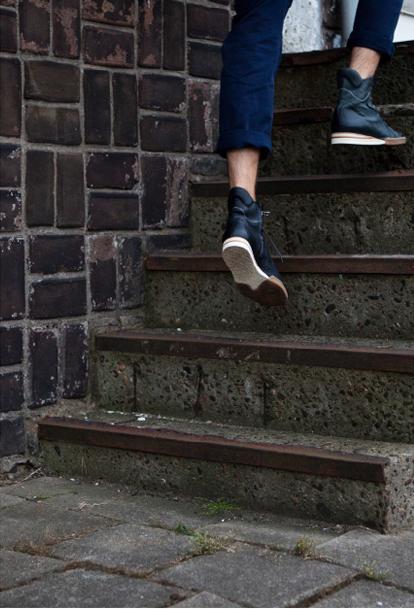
[
  {"x1": 222, "y1": 187, "x2": 288, "y2": 306},
  {"x1": 331, "y1": 68, "x2": 406, "y2": 146}
]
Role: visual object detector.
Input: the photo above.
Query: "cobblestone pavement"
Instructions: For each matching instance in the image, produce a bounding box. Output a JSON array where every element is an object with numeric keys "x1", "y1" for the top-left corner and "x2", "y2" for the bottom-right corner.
[{"x1": 1, "y1": 475, "x2": 414, "y2": 607}]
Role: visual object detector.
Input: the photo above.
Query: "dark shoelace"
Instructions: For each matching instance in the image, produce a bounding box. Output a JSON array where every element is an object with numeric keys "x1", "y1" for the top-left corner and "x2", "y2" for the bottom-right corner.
[{"x1": 261, "y1": 209, "x2": 284, "y2": 262}]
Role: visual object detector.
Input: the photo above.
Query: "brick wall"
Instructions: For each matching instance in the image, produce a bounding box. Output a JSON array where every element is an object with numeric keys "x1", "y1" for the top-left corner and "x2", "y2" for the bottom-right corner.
[{"x1": 0, "y1": 0, "x2": 231, "y2": 460}]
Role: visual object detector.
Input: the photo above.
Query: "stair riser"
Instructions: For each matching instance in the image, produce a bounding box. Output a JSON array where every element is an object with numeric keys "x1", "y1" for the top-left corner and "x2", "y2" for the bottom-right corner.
[
  {"x1": 145, "y1": 272, "x2": 414, "y2": 340},
  {"x1": 277, "y1": 50, "x2": 414, "y2": 108},
  {"x1": 40, "y1": 439, "x2": 413, "y2": 531},
  {"x1": 191, "y1": 192, "x2": 414, "y2": 255},
  {"x1": 94, "y1": 351, "x2": 414, "y2": 443},
  {"x1": 265, "y1": 116, "x2": 413, "y2": 176}
]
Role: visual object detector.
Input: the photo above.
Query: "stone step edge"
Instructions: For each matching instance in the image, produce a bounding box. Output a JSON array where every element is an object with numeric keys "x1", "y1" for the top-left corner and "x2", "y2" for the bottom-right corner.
[
  {"x1": 145, "y1": 253, "x2": 414, "y2": 275},
  {"x1": 94, "y1": 330, "x2": 414, "y2": 375},
  {"x1": 38, "y1": 416, "x2": 388, "y2": 483},
  {"x1": 280, "y1": 40, "x2": 414, "y2": 68},
  {"x1": 273, "y1": 104, "x2": 414, "y2": 126},
  {"x1": 191, "y1": 170, "x2": 414, "y2": 198}
]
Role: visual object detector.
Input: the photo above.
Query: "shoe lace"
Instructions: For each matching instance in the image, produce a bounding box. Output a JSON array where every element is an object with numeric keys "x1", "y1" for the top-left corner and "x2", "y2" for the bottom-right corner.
[{"x1": 261, "y1": 208, "x2": 284, "y2": 262}]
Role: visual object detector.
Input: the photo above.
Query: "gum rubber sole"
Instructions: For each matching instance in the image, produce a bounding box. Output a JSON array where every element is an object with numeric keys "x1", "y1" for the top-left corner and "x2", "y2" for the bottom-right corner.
[
  {"x1": 331, "y1": 132, "x2": 407, "y2": 146},
  {"x1": 222, "y1": 237, "x2": 288, "y2": 307}
]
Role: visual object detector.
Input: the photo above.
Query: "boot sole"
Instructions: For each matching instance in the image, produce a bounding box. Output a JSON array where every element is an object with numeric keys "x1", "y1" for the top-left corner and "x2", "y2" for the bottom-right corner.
[
  {"x1": 331, "y1": 132, "x2": 407, "y2": 146},
  {"x1": 222, "y1": 237, "x2": 288, "y2": 307}
]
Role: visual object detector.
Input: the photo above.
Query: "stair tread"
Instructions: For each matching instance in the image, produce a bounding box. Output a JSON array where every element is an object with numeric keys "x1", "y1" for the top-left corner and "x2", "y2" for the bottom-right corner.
[
  {"x1": 191, "y1": 170, "x2": 414, "y2": 197},
  {"x1": 40, "y1": 409, "x2": 414, "y2": 456},
  {"x1": 39, "y1": 410, "x2": 414, "y2": 485},
  {"x1": 95, "y1": 328, "x2": 414, "y2": 374},
  {"x1": 279, "y1": 40, "x2": 414, "y2": 68},
  {"x1": 274, "y1": 103, "x2": 414, "y2": 126},
  {"x1": 145, "y1": 252, "x2": 414, "y2": 275}
]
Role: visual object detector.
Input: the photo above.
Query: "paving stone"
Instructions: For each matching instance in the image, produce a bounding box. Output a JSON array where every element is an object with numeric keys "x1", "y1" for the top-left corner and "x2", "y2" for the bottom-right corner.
[
  {"x1": 49, "y1": 523, "x2": 197, "y2": 573},
  {"x1": 72, "y1": 493, "x2": 215, "y2": 529},
  {"x1": 0, "y1": 501, "x2": 113, "y2": 549},
  {"x1": 172, "y1": 591, "x2": 241, "y2": 607},
  {"x1": 311, "y1": 579, "x2": 414, "y2": 607},
  {"x1": 0, "y1": 490, "x2": 25, "y2": 508},
  {"x1": 3, "y1": 476, "x2": 110, "y2": 499},
  {"x1": 0, "y1": 568, "x2": 176, "y2": 607},
  {"x1": 0, "y1": 549, "x2": 63, "y2": 590},
  {"x1": 157, "y1": 545, "x2": 354, "y2": 607},
  {"x1": 316, "y1": 528, "x2": 414, "y2": 592},
  {"x1": 200, "y1": 519, "x2": 337, "y2": 550}
]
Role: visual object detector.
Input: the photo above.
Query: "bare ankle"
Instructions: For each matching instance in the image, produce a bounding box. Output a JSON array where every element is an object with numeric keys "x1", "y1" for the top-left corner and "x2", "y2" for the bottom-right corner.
[{"x1": 227, "y1": 147, "x2": 260, "y2": 200}]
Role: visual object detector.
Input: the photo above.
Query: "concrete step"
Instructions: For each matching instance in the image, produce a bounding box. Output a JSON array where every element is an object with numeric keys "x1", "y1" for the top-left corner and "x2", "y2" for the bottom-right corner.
[
  {"x1": 144, "y1": 253, "x2": 414, "y2": 340},
  {"x1": 39, "y1": 411, "x2": 414, "y2": 531},
  {"x1": 277, "y1": 41, "x2": 414, "y2": 109},
  {"x1": 265, "y1": 105, "x2": 414, "y2": 176},
  {"x1": 93, "y1": 329, "x2": 414, "y2": 442},
  {"x1": 191, "y1": 172, "x2": 414, "y2": 254}
]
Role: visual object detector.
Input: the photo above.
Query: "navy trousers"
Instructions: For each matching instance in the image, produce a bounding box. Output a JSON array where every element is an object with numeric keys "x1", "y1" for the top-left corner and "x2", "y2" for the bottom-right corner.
[{"x1": 216, "y1": 0, "x2": 404, "y2": 160}]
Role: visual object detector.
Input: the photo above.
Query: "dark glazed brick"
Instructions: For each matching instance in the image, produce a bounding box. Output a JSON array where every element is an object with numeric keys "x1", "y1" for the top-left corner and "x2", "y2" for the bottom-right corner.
[
  {"x1": 89, "y1": 235, "x2": 117, "y2": 311},
  {"x1": 163, "y1": 0, "x2": 185, "y2": 70},
  {"x1": 140, "y1": 116, "x2": 187, "y2": 152},
  {"x1": 166, "y1": 157, "x2": 189, "y2": 227},
  {"x1": 53, "y1": 0, "x2": 80, "y2": 58},
  {"x1": 0, "y1": 327, "x2": 23, "y2": 365},
  {"x1": 0, "y1": 58, "x2": 21, "y2": 137},
  {"x1": 88, "y1": 193, "x2": 139, "y2": 230},
  {"x1": 24, "y1": 61, "x2": 80, "y2": 102},
  {"x1": 189, "y1": 41, "x2": 222, "y2": 79},
  {"x1": 29, "y1": 329, "x2": 57, "y2": 407},
  {"x1": 0, "y1": 190, "x2": 22, "y2": 232},
  {"x1": 0, "y1": 417, "x2": 25, "y2": 456},
  {"x1": 138, "y1": 0, "x2": 162, "y2": 67},
  {"x1": 0, "y1": 145, "x2": 21, "y2": 187},
  {"x1": 83, "y1": 26, "x2": 134, "y2": 67},
  {"x1": 113, "y1": 73, "x2": 137, "y2": 146},
  {"x1": 83, "y1": 69, "x2": 110, "y2": 144},
  {"x1": 56, "y1": 153, "x2": 85, "y2": 227},
  {"x1": 83, "y1": 0, "x2": 135, "y2": 26},
  {"x1": 0, "y1": 238, "x2": 25, "y2": 321},
  {"x1": 0, "y1": 372, "x2": 24, "y2": 412},
  {"x1": 29, "y1": 235, "x2": 85, "y2": 274},
  {"x1": 30, "y1": 278, "x2": 86, "y2": 318},
  {"x1": 118, "y1": 236, "x2": 143, "y2": 308},
  {"x1": 0, "y1": 0, "x2": 16, "y2": 6},
  {"x1": 187, "y1": 4, "x2": 229, "y2": 41},
  {"x1": 26, "y1": 106, "x2": 81, "y2": 145},
  {"x1": 19, "y1": 0, "x2": 50, "y2": 53},
  {"x1": 86, "y1": 153, "x2": 139, "y2": 189},
  {"x1": 189, "y1": 81, "x2": 220, "y2": 152},
  {"x1": 63, "y1": 323, "x2": 87, "y2": 398},
  {"x1": 26, "y1": 150, "x2": 54, "y2": 227},
  {"x1": 0, "y1": 8, "x2": 17, "y2": 52},
  {"x1": 140, "y1": 74, "x2": 186, "y2": 112},
  {"x1": 141, "y1": 155, "x2": 166, "y2": 227}
]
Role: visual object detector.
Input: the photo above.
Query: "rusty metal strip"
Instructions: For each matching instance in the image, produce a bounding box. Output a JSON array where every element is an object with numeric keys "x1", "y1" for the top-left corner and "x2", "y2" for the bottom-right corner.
[
  {"x1": 191, "y1": 171, "x2": 414, "y2": 198},
  {"x1": 39, "y1": 417, "x2": 387, "y2": 483},
  {"x1": 95, "y1": 331, "x2": 414, "y2": 375},
  {"x1": 145, "y1": 254, "x2": 414, "y2": 275},
  {"x1": 274, "y1": 107, "x2": 333, "y2": 126}
]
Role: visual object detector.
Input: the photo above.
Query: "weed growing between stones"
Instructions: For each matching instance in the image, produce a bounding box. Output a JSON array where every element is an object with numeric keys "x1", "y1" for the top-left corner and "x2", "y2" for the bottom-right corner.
[
  {"x1": 361, "y1": 561, "x2": 390, "y2": 582},
  {"x1": 174, "y1": 523, "x2": 227, "y2": 555},
  {"x1": 293, "y1": 537, "x2": 316, "y2": 559},
  {"x1": 202, "y1": 499, "x2": 240, "y2": 516}
]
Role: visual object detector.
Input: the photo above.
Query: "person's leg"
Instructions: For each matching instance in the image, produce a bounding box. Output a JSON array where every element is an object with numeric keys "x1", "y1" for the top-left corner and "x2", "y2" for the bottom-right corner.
[
  {"x1": 331, "y1": 0, "x2": 406, "y2": 146},
  {"x1": 216, "y1": 0, "x2": 293, "y2": 165},
  {"x1": 217, "y1": 0, "x2": 292, "y2": 306},
  {"x1": 227, "y1": 148, "x2": 260, "y2": 201}
]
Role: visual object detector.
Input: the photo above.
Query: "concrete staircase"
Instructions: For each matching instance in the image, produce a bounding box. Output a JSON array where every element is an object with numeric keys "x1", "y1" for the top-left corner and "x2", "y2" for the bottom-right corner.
[{"x1": 39, "y1": 42, "x2": 414, "y2": 532}]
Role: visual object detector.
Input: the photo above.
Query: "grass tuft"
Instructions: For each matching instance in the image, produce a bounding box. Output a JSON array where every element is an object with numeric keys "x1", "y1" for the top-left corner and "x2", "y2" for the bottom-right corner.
[
  {"x1": 202, "y1": 499, "x2": 240, "y2": 516},
  {"x1": 293, "y1": 537, "x2": 316, "y2": 559}
]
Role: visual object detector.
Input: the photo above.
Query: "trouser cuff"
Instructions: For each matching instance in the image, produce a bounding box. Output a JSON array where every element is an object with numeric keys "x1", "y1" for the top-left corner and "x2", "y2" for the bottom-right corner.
[
  {"x1": 347, "y1": 30, "x2": 395, "y2": 59},
  {"x1": 215, "y1": 129, "x2": 271, "y2": 160}
]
